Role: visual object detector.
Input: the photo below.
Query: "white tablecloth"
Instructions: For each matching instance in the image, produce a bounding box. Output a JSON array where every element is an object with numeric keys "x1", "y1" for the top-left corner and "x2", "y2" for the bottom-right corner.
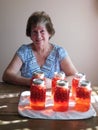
[{"x1": 18, "y1": 91, "x2": 96, "y2": 120}]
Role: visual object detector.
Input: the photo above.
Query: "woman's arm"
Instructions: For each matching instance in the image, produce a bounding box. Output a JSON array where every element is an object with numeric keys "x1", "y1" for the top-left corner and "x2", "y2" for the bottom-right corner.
[
  {"x1": 2, "y1": 54, "x2": 31, "y2": 86},
  {"x1": 60, "y1": 56, "x2": 78, "y2": 86}
]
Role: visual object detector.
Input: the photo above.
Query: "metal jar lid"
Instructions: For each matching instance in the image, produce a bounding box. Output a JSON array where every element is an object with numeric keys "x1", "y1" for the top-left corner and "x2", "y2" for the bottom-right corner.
[
  {"x1": 54, "y1": 71, "x2": 65, "y2": 79},
  {"x1": 79, "y1": 80, "x2": 91, "y2": 89},
  {"x1": 33, "y1": 71, "x2": 44, "y2": 78},
  {"x1": 56, "y1": 80, "x2": 69, "y2": 87},
  {"x1": 75, "y1": 72, "x2": 86, "y2": 79},
  {"x1": 32, "y1": 78, "x2": 45, "y2": 86}
]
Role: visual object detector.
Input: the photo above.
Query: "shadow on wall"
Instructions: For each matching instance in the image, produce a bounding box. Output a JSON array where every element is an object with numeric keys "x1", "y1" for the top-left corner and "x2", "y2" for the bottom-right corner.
[{"x1": 95, "y1": 0, "x2": 98, "y2": 14}]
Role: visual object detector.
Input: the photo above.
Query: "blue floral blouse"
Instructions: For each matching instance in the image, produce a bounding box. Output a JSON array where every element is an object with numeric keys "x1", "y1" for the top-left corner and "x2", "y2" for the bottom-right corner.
[{"x1": 16, "y1": 43, "x2": 68, "y2": 78}]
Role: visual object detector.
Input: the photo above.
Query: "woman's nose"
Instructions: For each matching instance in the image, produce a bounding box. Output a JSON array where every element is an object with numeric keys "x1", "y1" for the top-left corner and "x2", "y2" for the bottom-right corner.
[{"x1": 37, "y1": 32, "x2": 41, "y2": 38}]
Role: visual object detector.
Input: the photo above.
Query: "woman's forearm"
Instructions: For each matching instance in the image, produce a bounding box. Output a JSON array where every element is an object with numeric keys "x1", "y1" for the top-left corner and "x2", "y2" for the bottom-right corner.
[
  {"x1": 2, "y1": 72, "x2": 31, "y2": 86},
  {"x1": 2, "y1": 71, "x2": 52, "y2": 89}
]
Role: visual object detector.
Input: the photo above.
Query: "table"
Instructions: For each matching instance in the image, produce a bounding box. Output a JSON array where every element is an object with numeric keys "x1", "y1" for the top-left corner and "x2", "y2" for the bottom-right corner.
[{"x1": 0, "y1": 82, "x2": 98, "y2": 130}]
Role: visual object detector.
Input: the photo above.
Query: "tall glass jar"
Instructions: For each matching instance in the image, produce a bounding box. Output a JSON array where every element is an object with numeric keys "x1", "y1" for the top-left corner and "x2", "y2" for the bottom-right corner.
[
  {"x1": 71, "y1": 72, "x2": 86, "y2": 99},
  {"x1": 52, "y1": 72, "x2": 65, "y2": 95},
  {"x1": 30, "y1": 78, "x2": 46, "y2": 110},
  {"x1": 74, "y1": 80, "x2": 92, "y2": 112},
  {"x1": 53, "y1": 80, "x2": 70, "y2": 112}
]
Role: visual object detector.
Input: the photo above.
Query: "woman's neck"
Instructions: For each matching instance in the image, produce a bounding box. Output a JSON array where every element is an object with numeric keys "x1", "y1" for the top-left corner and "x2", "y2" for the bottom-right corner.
[{"x1": 32, "y1": 43, "x2": 51, "y2": 55}]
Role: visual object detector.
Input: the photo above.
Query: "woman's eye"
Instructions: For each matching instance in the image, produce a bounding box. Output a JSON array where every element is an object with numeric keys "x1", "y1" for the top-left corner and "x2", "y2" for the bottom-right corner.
[
  {"x1": 31, "y1": 31, "x2": 37, "y2": 35},
  {"x1": 31, "y1": 29, "x2": 45, "y2": 36},
  {"x1": 40, "y1": 30, "x2": 45, "y2": 33}
]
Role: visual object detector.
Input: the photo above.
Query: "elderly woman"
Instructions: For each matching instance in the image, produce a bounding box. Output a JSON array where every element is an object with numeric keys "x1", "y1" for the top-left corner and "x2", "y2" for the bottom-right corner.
[{"x1": 2, "y1": 11, "x2": 77, "y2": 88}]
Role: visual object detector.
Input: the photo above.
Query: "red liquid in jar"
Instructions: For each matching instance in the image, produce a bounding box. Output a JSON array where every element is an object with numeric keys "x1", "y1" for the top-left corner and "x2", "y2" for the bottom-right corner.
[
  {"x1": 52, "y1": 72, "x2": 65, "y2": 96},
  {"x1": 52, "y1": 77, "x2": 61, "y2": 95},
  {"x1": 74, "y1": 81, "x2": 91, "y2": 112},
  {"x1": 72, "y1": 77, "x2": 80, "y2": 98},
  {"x1": 30, "y1": 79, "x2": 46, "y2": 110},
  {"x1": 53, "y1": 80, "x2": 70, "y2": 112},
  {"x1": 71, "y1": 72, "x2": 86, "y2": 99}
]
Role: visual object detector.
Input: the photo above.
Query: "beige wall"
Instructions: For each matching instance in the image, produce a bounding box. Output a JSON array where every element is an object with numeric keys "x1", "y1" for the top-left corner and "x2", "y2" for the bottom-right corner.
[{"x1": 0, "y1": 0, "x2": 98, "y2": 85}]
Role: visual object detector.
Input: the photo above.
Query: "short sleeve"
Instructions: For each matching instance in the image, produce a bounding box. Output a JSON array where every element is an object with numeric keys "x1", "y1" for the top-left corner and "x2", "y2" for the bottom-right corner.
[
  {"x1": 16, "y1": 45, "x2": 27, "y2": 63},
  {"x1": 57, "y1": 46, "x2": 68, "y2": 62}
]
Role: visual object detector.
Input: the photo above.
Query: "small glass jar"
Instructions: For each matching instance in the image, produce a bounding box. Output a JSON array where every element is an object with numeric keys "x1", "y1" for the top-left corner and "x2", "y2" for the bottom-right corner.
[
  {"x1": 71, "y1": 72, "x2": 86, "y2": 99},
  {"x1": 53, "y1": 80, "x2": 70, "y2": 112},
  {"x1": 52, "y1": 72, "x2": 65, "y2": 95},
  {"x1": 74, "y1": 80, "x2": 92, "y2": 112},
  {"x1": 30, "y1": 78, "x2": 46, "y2": 110}
]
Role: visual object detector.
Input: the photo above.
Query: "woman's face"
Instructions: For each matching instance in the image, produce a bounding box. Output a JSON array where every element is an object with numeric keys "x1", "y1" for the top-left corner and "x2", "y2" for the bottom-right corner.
[{"x1": 31, "y1": 24, "x2": 50, "y2": 47}]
